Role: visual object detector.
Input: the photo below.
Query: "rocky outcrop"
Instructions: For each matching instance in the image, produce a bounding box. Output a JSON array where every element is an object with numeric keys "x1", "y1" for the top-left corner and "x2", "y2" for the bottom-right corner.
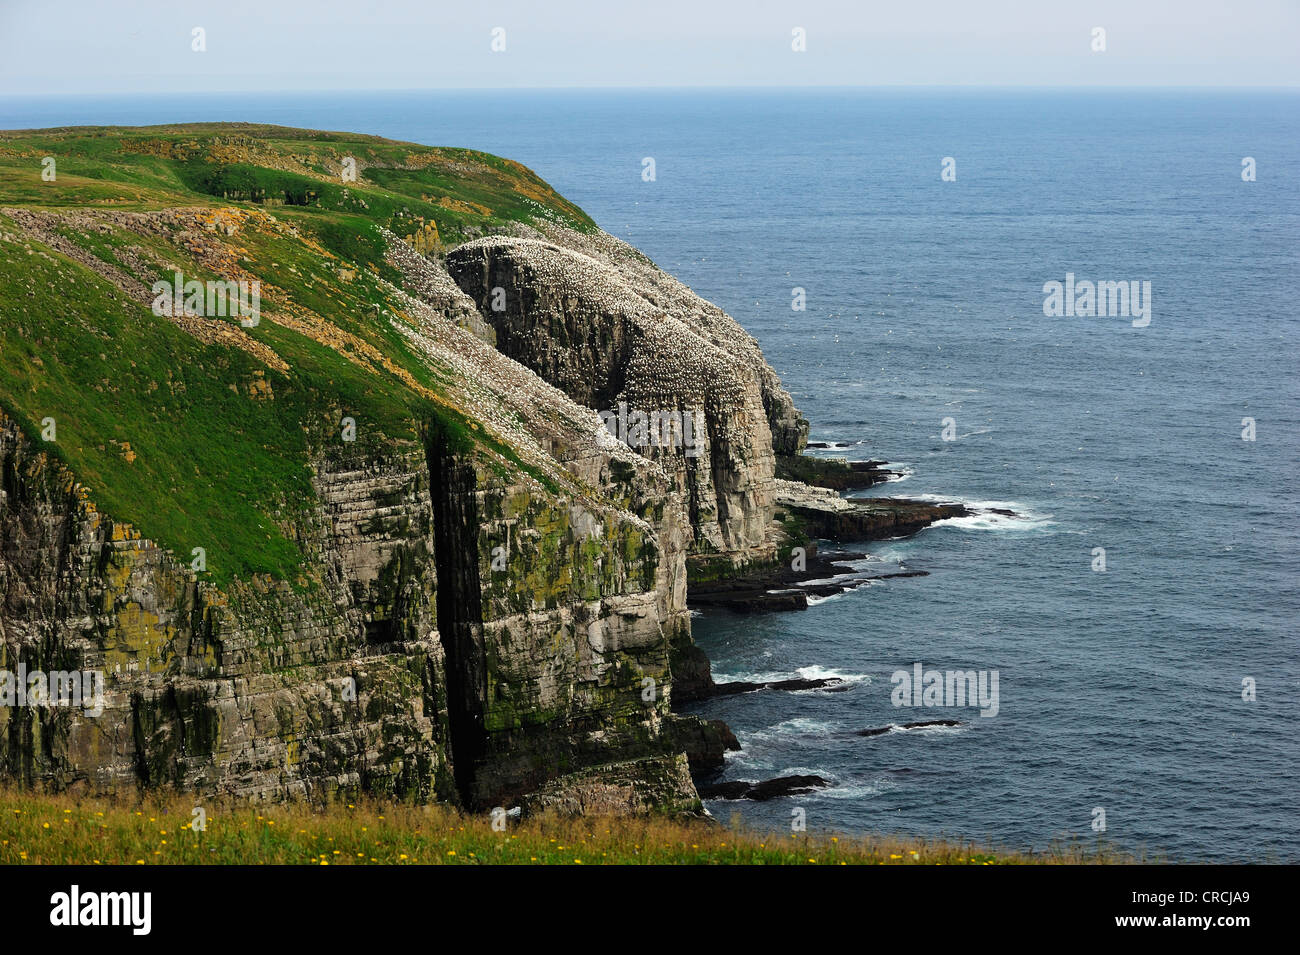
[
  {"x1": 773, "y1": 480, "x2": 969, "y2": 541},
  {"x1": 775, "y1": 454, "x2": 899, "y2": 491},
  {"x1": 696, "y1": 774, "x2": 830, "y2": 801},
  {"x1": 666, "y1": 715, "x2": 740, "y2": 773},
  {"x1": 689, "y1": 536, "x2": 931, "y2": 613},
  {"x1": 444, "y1": 228, "x2": 804, "y2": 576}
]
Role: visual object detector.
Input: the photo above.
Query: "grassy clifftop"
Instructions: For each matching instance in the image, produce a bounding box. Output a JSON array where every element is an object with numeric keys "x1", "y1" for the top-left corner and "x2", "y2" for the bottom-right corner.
[
  {"x1": 0, "y1": 124, "x2": 595, "y2": 586},
  {"x1": 0, "y1": 123, "x2": 595, "y2": 240}
]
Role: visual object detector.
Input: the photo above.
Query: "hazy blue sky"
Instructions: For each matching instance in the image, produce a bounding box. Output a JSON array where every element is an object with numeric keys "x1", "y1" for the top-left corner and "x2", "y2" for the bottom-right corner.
[{"x1": 2, "y1": 0, "x2": 1297, "y2": 94}]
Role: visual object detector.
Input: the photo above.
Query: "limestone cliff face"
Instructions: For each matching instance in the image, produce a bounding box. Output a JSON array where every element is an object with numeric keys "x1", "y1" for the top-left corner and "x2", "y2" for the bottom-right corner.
[
  {"x1": 0, "y1": 221, "x2": 701, "y2": 811},
  {"x1": 0, "y1": 394, "x2": 696, "y2": 810},
  {"x1": 0, "y1": 411, "x2": 448, "y2": 802},
  {"x1": 445, "y1": 226, "x2": 809, "y2": 574}
]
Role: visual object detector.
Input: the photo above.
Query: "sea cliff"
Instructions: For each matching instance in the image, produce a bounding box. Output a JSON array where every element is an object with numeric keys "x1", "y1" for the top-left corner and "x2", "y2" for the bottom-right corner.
[{"x1": 0, "y1": 124, "x2": 964, "y2": 812}]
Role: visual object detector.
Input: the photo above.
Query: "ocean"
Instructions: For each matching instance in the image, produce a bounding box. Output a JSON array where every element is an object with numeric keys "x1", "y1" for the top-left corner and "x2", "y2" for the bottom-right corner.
[{"x1": 3, "y1": 88, "x2": 1296, "y2": 861}]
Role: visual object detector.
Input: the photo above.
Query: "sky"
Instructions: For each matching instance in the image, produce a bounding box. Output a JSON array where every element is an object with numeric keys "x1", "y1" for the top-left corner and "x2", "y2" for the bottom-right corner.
[{"x1": 1, "y1": 0, "x2": 1297, "y2": 94}]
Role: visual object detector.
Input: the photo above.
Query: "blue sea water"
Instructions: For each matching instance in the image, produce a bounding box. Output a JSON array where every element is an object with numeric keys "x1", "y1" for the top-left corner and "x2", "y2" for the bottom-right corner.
[{"x1": 3, "y1": 89, "x2": 1297, "y2": 862}]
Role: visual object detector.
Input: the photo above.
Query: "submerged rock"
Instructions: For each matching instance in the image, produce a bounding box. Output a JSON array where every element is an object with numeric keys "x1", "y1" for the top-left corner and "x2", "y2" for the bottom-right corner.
[
  {"x1": 697, "y1": 774, "x2": 831, "y2": 801},
  {"x1": 707, "y1": 676, "x2": 848, "y2": 697},
  {"x1": 856, "y1": 719, "x2": 962, "y2": 737}
]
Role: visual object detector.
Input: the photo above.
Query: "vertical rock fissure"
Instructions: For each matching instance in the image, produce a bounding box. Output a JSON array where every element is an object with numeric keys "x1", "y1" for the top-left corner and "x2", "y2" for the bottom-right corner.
[{"x1": 423, "y1": 421, "x2": 488, "y2": 809}]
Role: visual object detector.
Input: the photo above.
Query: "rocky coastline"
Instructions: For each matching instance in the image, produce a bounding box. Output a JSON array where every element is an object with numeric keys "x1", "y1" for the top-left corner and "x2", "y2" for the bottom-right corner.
[{"x1": 0, "y1": 125, "x2": 986, "y2": 817}]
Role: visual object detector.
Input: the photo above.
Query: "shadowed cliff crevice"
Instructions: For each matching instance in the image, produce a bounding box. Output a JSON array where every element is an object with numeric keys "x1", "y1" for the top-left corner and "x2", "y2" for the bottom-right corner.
[{"x1": 423, "y1": 418, "x2": 488, "y2": 809}]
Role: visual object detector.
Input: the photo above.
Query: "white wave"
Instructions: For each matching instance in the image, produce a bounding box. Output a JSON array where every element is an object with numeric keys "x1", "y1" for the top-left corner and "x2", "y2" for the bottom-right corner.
[
  {"x1": 805, "y1": 591, "x2": 846, "y2": 607},
  {"x1": 715, "y1": 755, "x2": 765, "y2": 775},
  {"x1": 905, "y1": 721, "x2": 967, "y2": 735},
  {"x1": 775, "y1": 764, "x2": 833, "y2": 778},
  {"x1": 817, "y1": 780, "x2": 893, "y2": 799},
  {"x1": 909, "y1": 493, "x2": 1023, "y2": 509},
  {"x1": 861, "y1": 543, "x2": 911, "y2": 564},
  {"x1": 797, "y1": 572, "x2": 863, "y2": 587},
  {"x1": 772, "y1": 717, "x2": 843, "y2": 735},
  {"x1": 805, "y1": 581, "x2": 884, "y2": 606},
  {"x1": 830, "y1": 556, "x2": 886, "y2": 570},
  {"x1": 808, "y1": 441, "x2": 856, "y2": 451},
  {"x1": 712, "y1": 665, "x2": 871, "y2": 686},
  {"x1": 796, "y1": 665, "x2": 870, "y2": 685},
  {"x1": 930, "y1": 511, "x2": 1050, "y2": 535},
  {"x1": 739, "y1": 718, "x2": 843, "y2": 748},
  {"x1": 930, "y1": 511, "x2": 1053, "y2": 532},
  {"x1": 713, "y1": 669, "x2": 793, "y2": 685},
  {"x1": 866, "y1": 721, "x2": 968, "y2": 738},
  {"x1": 905, "y1": 494, "x2": 1055, "y2": 532}
]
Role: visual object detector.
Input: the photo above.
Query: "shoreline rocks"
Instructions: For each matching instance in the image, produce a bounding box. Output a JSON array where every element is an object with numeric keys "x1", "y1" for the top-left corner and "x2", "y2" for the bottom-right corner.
[
  {"x1": 697, "y1": 774, "x2": 831, "y2": 801},
  {"x1": 687, "y1": 487, "x2": 979, "y2": 613},
  {"x1": 689, "y1": 563, "x2": 929, "y2": 614},
  {"x1": 667, "y1": 716, "x2": 742, "y2": 773},
  {"x1": 773, "y1": 480, "x2": 970, "y2": 542}
]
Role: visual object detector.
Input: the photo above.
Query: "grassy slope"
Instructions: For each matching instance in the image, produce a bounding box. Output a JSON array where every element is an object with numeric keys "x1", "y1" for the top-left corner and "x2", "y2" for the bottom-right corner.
[
  {"x1": 0, "y1": 124, "x2": 593, "y2": 585},
  {"x1": 0, "y1": 787, "x2": 1130, "y2": 865},
  {"x1": 0, "y1": 123, "x2": 595, "y2": 239}
]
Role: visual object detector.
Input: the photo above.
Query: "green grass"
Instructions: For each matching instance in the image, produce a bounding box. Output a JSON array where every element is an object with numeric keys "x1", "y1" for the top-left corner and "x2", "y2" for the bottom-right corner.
[
  {"x1": 0, "y1": 219, "x2": 307, "y2": 583},
  {"x1": 0, "y1": 123, "x2": 596, "y2": 239},
  {"x1": 0, "y1": 123, "x2": 589, "y2": 585},
  {"x1": 0, "y1": 787, "x2": 1132, "y2": 866}
]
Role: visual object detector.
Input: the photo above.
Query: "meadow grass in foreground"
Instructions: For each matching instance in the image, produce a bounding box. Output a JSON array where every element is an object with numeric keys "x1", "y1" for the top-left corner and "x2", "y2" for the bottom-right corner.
[{"x1": 0, "y1": 788, "x2": 1132, "y2": 865}]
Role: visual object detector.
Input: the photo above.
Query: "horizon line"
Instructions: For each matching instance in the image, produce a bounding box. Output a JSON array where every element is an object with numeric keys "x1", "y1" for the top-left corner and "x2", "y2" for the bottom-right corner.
[{"x1": 4, "y1": 83, "x2": 1300, "y2": 98}]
